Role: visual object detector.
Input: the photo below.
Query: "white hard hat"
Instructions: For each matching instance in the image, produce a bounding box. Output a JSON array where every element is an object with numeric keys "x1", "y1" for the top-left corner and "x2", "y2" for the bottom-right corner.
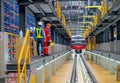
[{"x1": 38, "y1": 22, "x2": 42, "y2": 25}]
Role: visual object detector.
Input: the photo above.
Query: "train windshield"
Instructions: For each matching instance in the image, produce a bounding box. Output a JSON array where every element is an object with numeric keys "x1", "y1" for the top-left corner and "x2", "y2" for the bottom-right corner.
[{"x1": 71, "y1": 36, "x2": 85, "y2": 45}]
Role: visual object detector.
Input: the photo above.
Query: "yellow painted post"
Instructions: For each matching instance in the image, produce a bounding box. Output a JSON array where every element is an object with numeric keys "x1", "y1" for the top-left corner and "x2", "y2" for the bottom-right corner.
[
  {"x1": 94, "y1": 36, "x2": 96, "y2": 50},
  {"x1": 62, "y1": 14, "x2": 66, "y2": 28},
  {"x1": 95, "y1": 14, "x2": 98, "y2": 26},
  {"x1": 18, "y1": 64, "x2": 20, "y2": 83},
  {"x1": 28, "y1": 31, "x2": 31, "y2": 64},
  {"x1": 24, "y1": 64, "x2": 26, "y2": 83},
  {"x1": 30, "y1": 75, "x2": 37, "y2": 83},
  {"x1": 93, "y1": 16, "x2": 96, "y2": 27},
  {"x1": 103, "y1": 0, "x2": 107, "y2": 16},
  {"x1": 56, "y1": 1, "x2": 61, "y2": 19},
  {"x1": 44, "y1": 68, "x2": 46, "y2": 83}
]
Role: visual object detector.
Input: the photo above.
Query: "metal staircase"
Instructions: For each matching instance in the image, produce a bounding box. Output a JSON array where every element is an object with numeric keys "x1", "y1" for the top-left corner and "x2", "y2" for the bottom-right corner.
[{"x1": 6, "y1": 29, "x2": 31, "y2": 83}]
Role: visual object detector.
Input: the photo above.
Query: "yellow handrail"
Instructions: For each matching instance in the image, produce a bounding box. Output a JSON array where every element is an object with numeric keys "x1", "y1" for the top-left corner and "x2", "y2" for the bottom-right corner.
[{"x1": 18, "y1": 29, "x2": 31, "y2": 83}]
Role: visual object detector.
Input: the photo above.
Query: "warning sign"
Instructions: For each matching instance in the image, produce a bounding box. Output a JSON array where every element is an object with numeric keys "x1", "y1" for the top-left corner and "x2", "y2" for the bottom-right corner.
[{"x1": 0, "y1": 33, "x2": 3, "y2": 40}]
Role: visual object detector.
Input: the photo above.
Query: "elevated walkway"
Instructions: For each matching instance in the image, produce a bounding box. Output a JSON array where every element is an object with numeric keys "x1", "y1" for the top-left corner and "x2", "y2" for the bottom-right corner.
[
  {"x1": 85, "y1": 50, "x2": 120, "y2": 82},
  {"x1": 46, "y1": 55, "x2": 73, "y2": 83},
  {"x1": 87, "y1": 60, "x2": 120, "y2": 83}
]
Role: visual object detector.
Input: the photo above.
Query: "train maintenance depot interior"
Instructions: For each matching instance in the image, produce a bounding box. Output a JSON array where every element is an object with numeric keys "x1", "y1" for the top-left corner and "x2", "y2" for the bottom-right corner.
[{"x1": 0, "y1": 0, "x2": 120, "y2": 83}]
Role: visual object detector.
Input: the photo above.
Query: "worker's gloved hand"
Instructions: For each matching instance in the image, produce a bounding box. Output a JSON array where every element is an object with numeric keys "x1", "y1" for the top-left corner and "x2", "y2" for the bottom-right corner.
[{"x1": 49, "y1": 40, "x2": 52, "y2": 42}]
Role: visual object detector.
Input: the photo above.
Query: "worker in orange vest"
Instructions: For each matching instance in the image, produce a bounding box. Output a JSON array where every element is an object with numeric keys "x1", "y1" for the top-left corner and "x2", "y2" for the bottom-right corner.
[{"x1": 44, "y1": 23, "x2": 52, "y2": 56}]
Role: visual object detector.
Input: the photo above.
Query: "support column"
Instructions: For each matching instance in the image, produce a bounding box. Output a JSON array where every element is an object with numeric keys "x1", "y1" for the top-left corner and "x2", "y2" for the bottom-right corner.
[
  {"x1": 0, "y1": 0, "x2": 4, "y2": 32},
  {"x1": 110, "y1": 27, "x2": 114, "y2": 53},
  {"x1": 51, "y1": 60, "x2": 56, "y2": 75},
  {"x1": 106, "y1": 28, "x2": 109, "y2": 42},
  {"x1": 116, "y1": 20, "x2": 120, "y2": 53},
  {"x1": 45, "y1": 63, "x2": 52, "y2": 82},
  {"x1": 117, "y1": 20, "x2": 120, "y2": 40},
  {"x1": 103, "y1": 31, "x2": 105, "y2": 43},
  {"x1": 110, "y1": 27, "x2": 114, "y2": 41},
  {"x1": 19, "y1": 5, "x2": 26, "y2": 36},
  {"x1": 35, "y1": 68, "x2": 44, "y2": 83}
]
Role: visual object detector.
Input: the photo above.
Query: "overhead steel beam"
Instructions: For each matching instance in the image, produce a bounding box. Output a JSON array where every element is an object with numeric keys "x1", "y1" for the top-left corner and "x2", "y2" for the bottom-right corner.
[
  {"x1": 67, "y1": 19, "x2": 83, "y2": 22},
  {"x1": 17, "y1": 0, "x2": 31, "y2": 5},
  {"x1": 71, "y1": 30, "x2": 87, "y2": 31},
  {"x1": 32, "y1": 0, "x2": 47, "y2": 3},
  {"x1": 18, "y1": 0, "x2": 47, "y2": 5},
  {"x1": 52, "y1": 21, "x2": 61, "y2": 24},
  {"x1": 59, "y1": 0, "x2": 87, "y2": 1},
  {"x1": 35, "y1": 13, "x2": 45, "y2": 18},
  {"x1": 45, "y1": 13, "x2": 56, "y2": 17}
]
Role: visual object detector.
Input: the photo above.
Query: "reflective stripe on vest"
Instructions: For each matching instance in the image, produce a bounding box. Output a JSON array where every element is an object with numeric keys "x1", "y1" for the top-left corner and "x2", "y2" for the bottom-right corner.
[{"x1": 35, "y1": 28, "x2": 43, "y2": 38}]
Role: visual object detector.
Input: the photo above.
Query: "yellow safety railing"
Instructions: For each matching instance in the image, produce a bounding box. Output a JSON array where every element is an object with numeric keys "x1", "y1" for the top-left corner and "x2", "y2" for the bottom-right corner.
[
  {"x1": 85, "y1": 0, "x2": 107, "y2": 18},
  {"x1": 56, "y1": 0, "x2": 61, "y2": 19},
  {"x1": 61, "y1": 14, "x2": 67, "y2": 28},
  {"x1": 79, "y1": 22, "x2": 94, "y2": 26},
  {"x1": 83, "y1": 14, "x2": 98, "y2": 27},
  {"x1": 18, "y1": 29, "x2": 31, "y2": 83}
]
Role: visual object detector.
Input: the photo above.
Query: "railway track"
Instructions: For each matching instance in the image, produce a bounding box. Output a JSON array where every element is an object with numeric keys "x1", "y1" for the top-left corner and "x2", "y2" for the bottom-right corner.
[{"x1": 70, "y1": 55, "x2": 78, "y2": 83}]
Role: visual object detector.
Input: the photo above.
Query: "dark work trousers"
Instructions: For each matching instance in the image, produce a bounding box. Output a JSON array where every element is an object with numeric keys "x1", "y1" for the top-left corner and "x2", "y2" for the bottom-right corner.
[{"x1": 36, "y1": 38, "x2": 44, "y2": 55}]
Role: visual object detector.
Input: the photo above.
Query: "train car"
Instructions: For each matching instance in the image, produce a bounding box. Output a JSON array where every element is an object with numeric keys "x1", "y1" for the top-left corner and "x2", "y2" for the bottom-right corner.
[{"x1": 71, "y1": 35, "x2": 86, "y2": 54}]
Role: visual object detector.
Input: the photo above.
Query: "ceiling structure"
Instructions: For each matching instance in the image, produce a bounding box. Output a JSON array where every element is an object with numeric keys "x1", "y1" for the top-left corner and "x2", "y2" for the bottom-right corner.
[{"x1": 58, "y1": 0, "x2": 103, "y2": 36}]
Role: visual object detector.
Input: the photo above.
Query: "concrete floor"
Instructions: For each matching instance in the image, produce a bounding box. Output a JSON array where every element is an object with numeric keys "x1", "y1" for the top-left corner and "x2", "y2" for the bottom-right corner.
[
  {"x1": 87, "y1": 60, "x2": 120, "y2": 83},
  {"x1": 46, "y1": 56, "x2": 73, "y2": 83},
  {"x1": 46, "y1": 54, "x2": 86, "y2": 83}
]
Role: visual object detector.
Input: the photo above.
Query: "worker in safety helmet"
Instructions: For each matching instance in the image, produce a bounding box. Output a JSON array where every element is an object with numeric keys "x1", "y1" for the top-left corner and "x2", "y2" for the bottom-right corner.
[
  {"x1": 44, "y1": 22, "x2": 52, "y2": 56},
  {"x1": 35, "y1": 22, "x2": 45, "y2": 56}
]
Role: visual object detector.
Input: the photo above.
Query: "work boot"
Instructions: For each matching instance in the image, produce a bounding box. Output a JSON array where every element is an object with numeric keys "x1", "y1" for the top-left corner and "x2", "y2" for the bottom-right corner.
[
  {"x1": 41, "y1": 54, "x2": 44, "y2": 57},
  {"x1": 44, "y1": 54, "x2": 50, "y2": 56}
]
